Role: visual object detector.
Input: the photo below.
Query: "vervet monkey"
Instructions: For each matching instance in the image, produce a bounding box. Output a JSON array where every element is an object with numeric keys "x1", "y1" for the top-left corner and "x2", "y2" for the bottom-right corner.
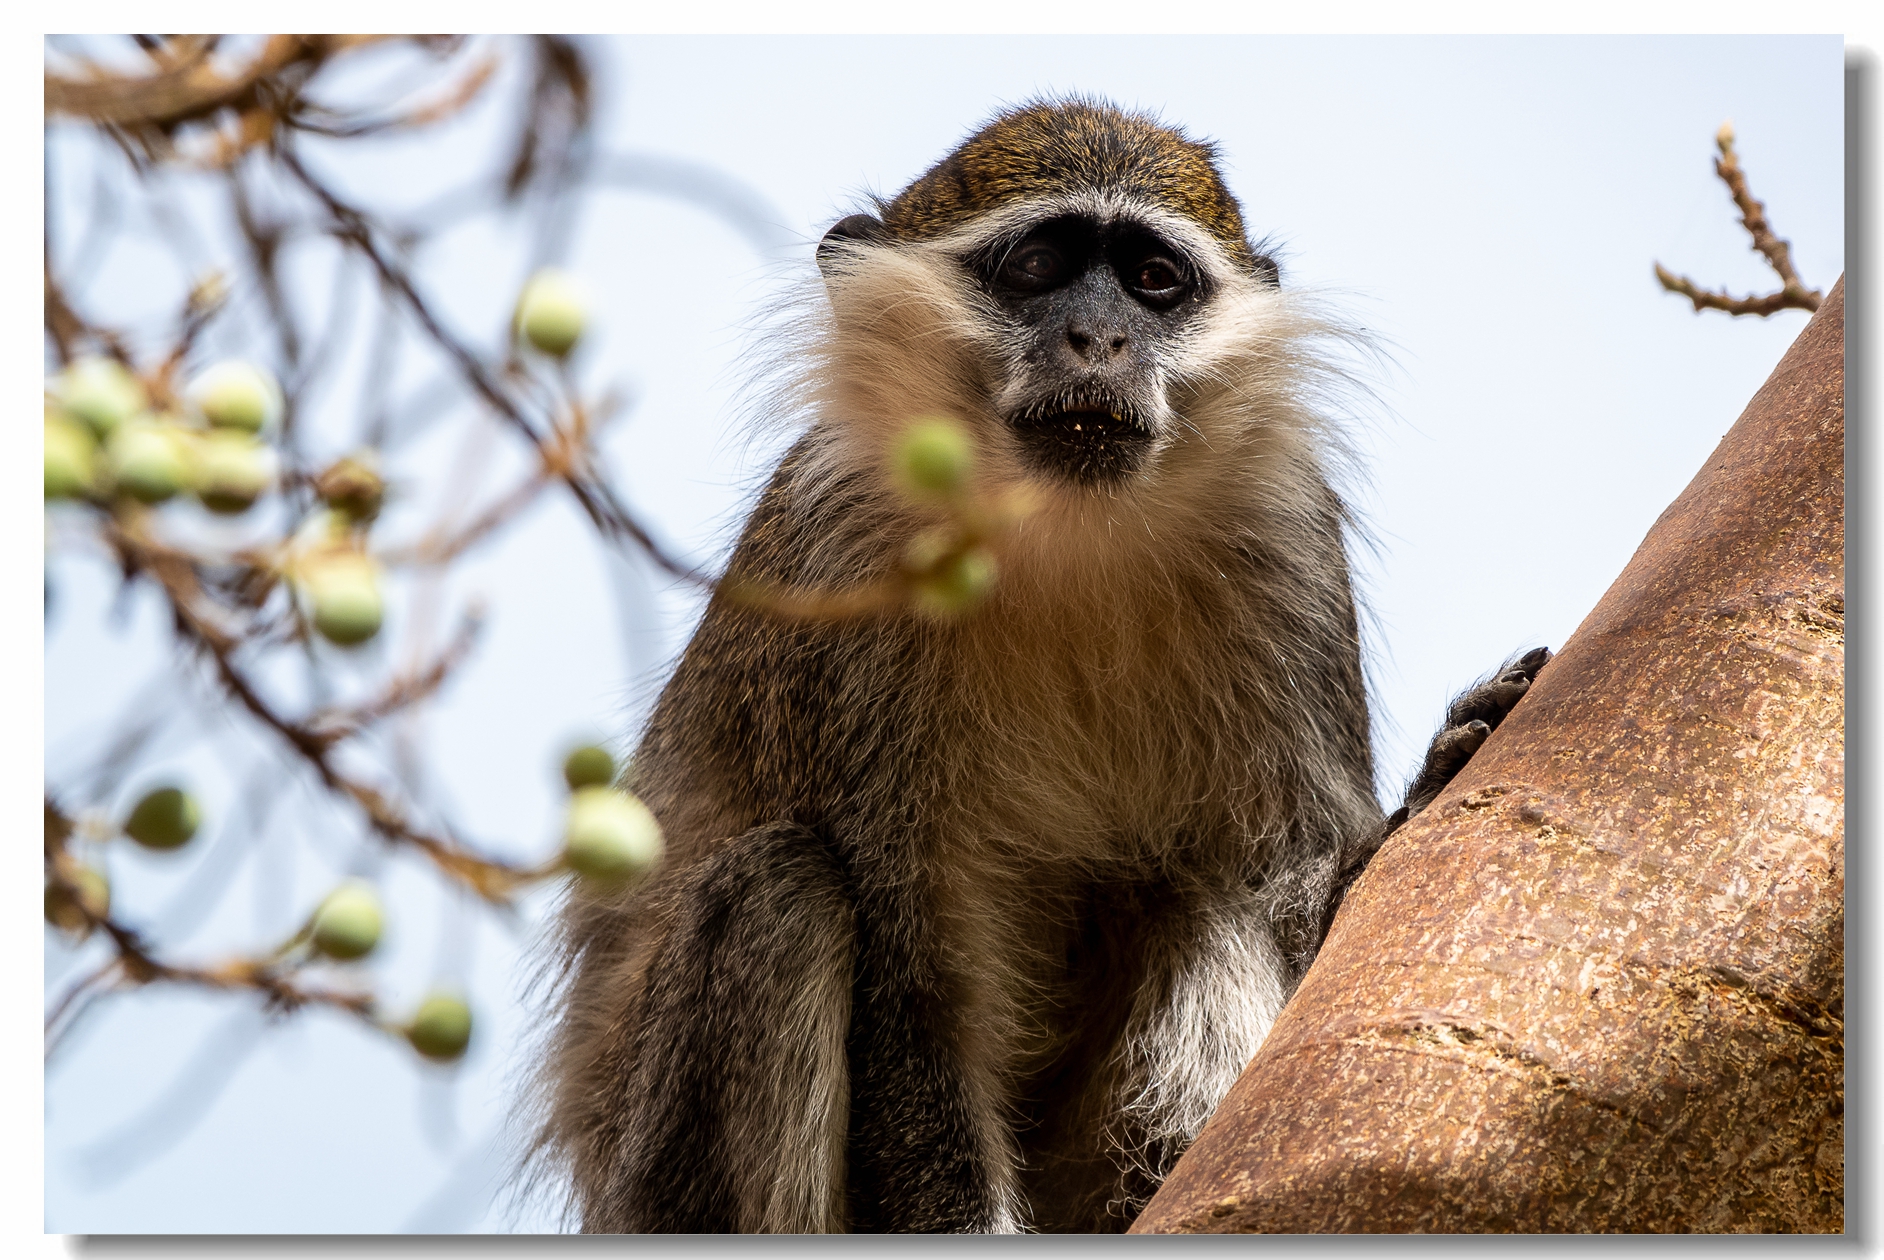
[{"x1": 537, "y1": 98, "x2": 1546, "y2": 1233}]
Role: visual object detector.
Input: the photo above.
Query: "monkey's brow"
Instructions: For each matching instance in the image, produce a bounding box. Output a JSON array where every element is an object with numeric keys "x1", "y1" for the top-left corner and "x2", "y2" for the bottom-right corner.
[
  {"x1": 979, "y1": 221, "x2": 1059, "y2": 260},
  {"x1": 965, "y1": 220, "x2": 1092, "y2": 273}
]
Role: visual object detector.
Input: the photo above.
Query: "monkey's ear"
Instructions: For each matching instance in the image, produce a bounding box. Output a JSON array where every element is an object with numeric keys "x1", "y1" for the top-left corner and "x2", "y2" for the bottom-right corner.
[
  {"x1": 1251, "y1": 254, "x2": 1280, "y2": 287},
  {"x1": 817, "y1": 213, "x2": 887, "y2": 276}
]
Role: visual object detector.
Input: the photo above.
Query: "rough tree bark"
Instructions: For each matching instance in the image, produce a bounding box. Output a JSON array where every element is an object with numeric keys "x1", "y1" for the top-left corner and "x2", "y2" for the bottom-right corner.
[{"x1": 1134, "y1": 277, "x2": 1845, "y2": 1233}]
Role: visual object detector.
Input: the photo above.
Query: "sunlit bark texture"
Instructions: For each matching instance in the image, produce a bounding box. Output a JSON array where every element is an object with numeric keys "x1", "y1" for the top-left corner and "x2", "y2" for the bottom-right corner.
[{"x1": 1134, "y1": 276, "x2": 1844, "y2": 1233}]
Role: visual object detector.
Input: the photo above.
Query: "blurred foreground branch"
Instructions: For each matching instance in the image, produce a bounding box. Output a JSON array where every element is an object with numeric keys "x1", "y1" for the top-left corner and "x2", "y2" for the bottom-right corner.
[
  {"x1": 42, "y1": 37, "x2": 1026, "y2": 1185},
  {"x1": 42, "y1": 36, "x2": 671, "y2": 1077}
]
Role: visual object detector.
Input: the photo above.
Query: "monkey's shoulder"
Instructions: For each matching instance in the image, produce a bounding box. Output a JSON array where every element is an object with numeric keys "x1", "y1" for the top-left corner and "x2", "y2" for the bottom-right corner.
[
  {"x1": 635, "y1": 457, "x2": 928, "y2": 828},
  {"x1": 717, "y1": 433, "x2": 900, "y2": 585}
]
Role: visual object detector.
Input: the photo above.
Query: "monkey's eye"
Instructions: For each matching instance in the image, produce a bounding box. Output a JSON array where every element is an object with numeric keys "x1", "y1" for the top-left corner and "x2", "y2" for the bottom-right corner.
[
  {"x1": 999, "y1": 243, "x2": 1066, "y2": 291},
  {"x1": 1128, "y1": 257, "x2": 1189, "y2": 305}
]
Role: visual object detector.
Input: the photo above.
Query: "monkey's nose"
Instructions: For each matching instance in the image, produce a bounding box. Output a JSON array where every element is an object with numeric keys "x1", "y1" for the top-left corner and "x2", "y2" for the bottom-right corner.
[{"x1": 1065, "y1": 321, "x2": 1128, "y2": 362}]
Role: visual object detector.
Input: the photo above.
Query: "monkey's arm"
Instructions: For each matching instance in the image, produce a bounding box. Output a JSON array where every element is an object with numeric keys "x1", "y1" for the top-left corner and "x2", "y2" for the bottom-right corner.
[
  {"x1": 841, "y1": 864, "x2": 1028, "y2": 1234},
  {"x1": 1319, "y1": 647, "x2": 1552, "y2": 943},
  {"x1": 608, "y1": 818, "x2": 1028, "y2": 1234},
  {"x1": 603, "y1": 823, "x2": 855, "y2": 1233}
]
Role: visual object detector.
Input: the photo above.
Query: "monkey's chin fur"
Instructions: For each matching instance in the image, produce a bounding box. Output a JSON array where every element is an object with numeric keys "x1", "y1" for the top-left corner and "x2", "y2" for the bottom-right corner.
[{"x1": 1007, "y1": 404, "x2": 1155, "y2": 485}]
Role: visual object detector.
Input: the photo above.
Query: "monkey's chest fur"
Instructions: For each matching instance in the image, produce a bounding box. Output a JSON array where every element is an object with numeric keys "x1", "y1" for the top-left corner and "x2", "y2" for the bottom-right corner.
[{"x1": 644, "y1": 515, "x2": 1359, "y2": 903}]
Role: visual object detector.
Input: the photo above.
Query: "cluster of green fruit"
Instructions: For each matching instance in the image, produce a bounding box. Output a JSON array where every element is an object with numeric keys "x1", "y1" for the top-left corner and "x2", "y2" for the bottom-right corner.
[
  {"x1": 557, "y1": 744, "x2": 664, "y2": 885},
  {"x1": 43, "y1": 270, "x2": 599, "y2": 1066},
  {"x1": 45, "y1": 357, "x2": 282, "y2": 513},
  {"x1": 893, "y1": 418, "x2": 999, "y2": 615},
  {"x1": 44, "y1": 352, "x2": 395, "y2": 651}
]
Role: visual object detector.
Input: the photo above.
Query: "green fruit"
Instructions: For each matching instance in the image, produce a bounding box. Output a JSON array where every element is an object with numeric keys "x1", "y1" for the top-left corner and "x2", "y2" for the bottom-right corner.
[
  {"x1": 515, "y1": 269, "x2": 587, "y2": 357},
  {"x1": 57, "y1": 356, "x2": 146, "y2": 438},
  {"x1": 311, "y1": 880, "x2": 383, "y2": 960},
  {"x1": 303, "y1": 554, "x2": 384, "y2": 647},
  {"x1": 123, "y1": 786, "x2": 200, "y2": 850},
  {"x1": 895, "y1": 418, "x2": 974, "y2": 498},
  {"x1": 406, "y1": 993, "x2": 473, "y2": 1062},
  {"x1": 45, "y1": 413, "x2": 97, "y2": 500},
  {"x1": 193, "y1": 430, "x2": 275, "y2": 514},
  {"x1": 562, "y1": 744, "x2": 616, "y2": 791},
  {"x1": 916, "y1": 546, "x2": 998, "y2": 615},
  {"x1": 315, "y1": 452, "x2": 384, "y2": 524},
  {"x1": 190, "y1": 360, "x2": 281, "y2": 433},
  {"x1": 107, "y1": 420, "x2": 192, "y2": 505},
  {"x1": 563, "y1": 786, "x2": 664, "y2": 883}
]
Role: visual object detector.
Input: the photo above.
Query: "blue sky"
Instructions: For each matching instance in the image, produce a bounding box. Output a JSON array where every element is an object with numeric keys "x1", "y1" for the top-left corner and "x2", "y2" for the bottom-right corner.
[{"x1": 43, "y1": 35, "x2": 1844, "y2": 1232}]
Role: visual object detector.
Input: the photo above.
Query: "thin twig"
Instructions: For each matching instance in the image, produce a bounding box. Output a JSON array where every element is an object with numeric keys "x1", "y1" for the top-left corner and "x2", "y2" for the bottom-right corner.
[
  {"x1": 70, "y1": 912, "x2": 380, "y2": 1032},
  {"x1": 306, "y1": 609, "x2": 485, "y2": 741},
  {"x1": 226, "y1": 165, "x2": 304, "y2": 378},
  {"x1": 380, "y1": 470, "x2": 553, "y2": 568},
  {"x1": 294, "y1": 48, "x2": 500, "y2": 139},
  {"x1": 46, "y1": 957, "x2": 122, "y2": 1046},
  {"x1": 276, "y1": 142, "x2": 719, "y2": 590},
  {"x1": 1655, "y1": 122, "x2": 1822, "y2": 318},
  {"x1": 44, "y1": 800, "x2": 379, "y2": 1046}
]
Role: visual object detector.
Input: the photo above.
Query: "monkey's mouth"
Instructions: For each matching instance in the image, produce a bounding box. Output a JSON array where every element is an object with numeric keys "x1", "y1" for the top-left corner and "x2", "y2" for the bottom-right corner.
[{"x1": 1006, "y1": 398, "x2": 1155, "y2": 485}]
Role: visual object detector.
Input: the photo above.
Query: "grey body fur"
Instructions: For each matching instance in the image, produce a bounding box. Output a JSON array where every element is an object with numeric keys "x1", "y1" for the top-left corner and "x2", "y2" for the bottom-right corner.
[{"x1": 535, "y1": 101, "x2": 1540, "y2": 1233}]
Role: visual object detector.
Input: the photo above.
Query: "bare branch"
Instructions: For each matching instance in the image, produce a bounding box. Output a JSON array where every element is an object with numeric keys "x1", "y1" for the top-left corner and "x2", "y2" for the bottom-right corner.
[
  {"x1": 294, "y1": 49, "x2": 501, "y2": 140},
  {"x1": 1653, "y1": 263, "x2": 1817, "y2": 318},
  {"x1": 1655, "y1": 122, "x2": 1822, "y2": 318},
  {"x1": 47, "y1": 35, "x2": 323, "y2": 129}
]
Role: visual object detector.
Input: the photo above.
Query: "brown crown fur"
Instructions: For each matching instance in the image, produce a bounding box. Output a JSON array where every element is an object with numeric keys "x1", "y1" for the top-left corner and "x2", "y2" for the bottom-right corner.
[{"x1": 880, "y1": 99, "x2": 1261, "y2": 273}]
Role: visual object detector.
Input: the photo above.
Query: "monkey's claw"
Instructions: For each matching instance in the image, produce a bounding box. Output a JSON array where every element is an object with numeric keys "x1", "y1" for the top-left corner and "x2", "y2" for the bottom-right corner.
[{"x1": 1404, "y1": 647, "x2": 1552, "y2": 817}]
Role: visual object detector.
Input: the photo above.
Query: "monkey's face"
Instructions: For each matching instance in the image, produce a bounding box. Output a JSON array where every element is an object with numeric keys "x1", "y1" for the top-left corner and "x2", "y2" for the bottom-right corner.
[
  {"x1": 969, "y1": 213, "x2": 1209, "y2": 485},
  {"x1": 814, "y1": 212, "x2": 1317, "y2": 547},
  {"x1": 801, "y1": 100, "x2": 1326, "y2": 513},
  {"x1": 819, "y1": 202, "x2": 1265, "y2": 492}
]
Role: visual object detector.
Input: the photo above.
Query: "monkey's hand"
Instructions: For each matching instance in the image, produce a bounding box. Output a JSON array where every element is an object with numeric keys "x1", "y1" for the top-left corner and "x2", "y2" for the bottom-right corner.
[
  {"x1": 1401, "y1": 645, "x2": 1551, "y2": 818},
  {"x1": 1318, "y1": 647, "x2": 1551, "y2": 947}
]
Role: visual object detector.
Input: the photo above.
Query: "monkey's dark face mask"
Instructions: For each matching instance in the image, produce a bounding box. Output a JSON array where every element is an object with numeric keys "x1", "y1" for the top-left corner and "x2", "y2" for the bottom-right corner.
[
  {"x1": 972, "y1": 214, "x2": 1209, "y2": 486},
  {"x1": 818, "y1": 211, "x2": 1214, "y2": 488}
]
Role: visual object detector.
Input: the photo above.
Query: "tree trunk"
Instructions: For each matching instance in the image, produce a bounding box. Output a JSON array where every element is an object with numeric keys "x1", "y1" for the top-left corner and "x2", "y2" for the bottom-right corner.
[{"x1": 1133, "y1": 277, "x2": 1845, "y2": 1233}]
